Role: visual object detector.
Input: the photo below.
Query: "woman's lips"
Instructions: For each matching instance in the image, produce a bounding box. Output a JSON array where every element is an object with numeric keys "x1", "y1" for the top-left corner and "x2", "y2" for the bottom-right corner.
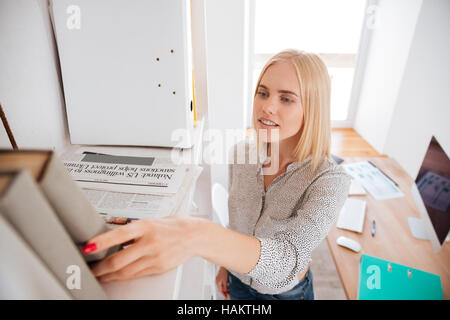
[{"x1": 258, "y1": 118, "x2": 279, "y2": 129}]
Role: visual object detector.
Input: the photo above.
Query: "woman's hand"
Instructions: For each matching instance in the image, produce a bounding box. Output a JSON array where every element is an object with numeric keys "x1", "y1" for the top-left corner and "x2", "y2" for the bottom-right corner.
[
  {"x1": 82, "y1": 213, "x2": 261, "y2": 283},
  {"x1": 83, "y1": 215, "x2": 203, "y2": 282},
  {"x1": 216, "y1": 266, "x2": 229, "y2": 299}
]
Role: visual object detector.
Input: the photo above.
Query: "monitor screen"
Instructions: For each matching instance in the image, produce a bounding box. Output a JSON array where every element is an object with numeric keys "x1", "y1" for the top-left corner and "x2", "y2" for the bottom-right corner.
[{"x1": 415, "y1": 136, "x2": 450, "y2": 245}]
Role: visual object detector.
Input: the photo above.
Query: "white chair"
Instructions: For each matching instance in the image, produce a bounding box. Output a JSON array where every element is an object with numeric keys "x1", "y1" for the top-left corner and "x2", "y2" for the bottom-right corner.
[
  {"x1": 203, "y1": 183, "x2": 230, "y2": 300},
  {"x1": 211, "y1": 183, "x2": 229, "y2": 227}
]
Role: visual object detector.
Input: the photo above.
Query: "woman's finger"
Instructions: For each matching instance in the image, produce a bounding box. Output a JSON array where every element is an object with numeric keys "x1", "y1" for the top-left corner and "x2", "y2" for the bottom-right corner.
[
  {"x1": 128, "y1": 263, "x2": 167, "y2": 279},
  {"x1": 216, "y1": 276, "x2": 226, "y2": 294},
  {"x1": 97, "y1": 255, "x2": 156, "y2": 283},
  {"x1": 112, "y1": 255, "x2": 156, "y2": 280},
  {"x1": 219, "y1": 281, "x2": 225, "y2": 293},
  {"x1": 83, "y1": 221, "x2": 144, "y2": 255},
  {"x1": 91, "y1": 242, "x2": 147, "y2": 277}
]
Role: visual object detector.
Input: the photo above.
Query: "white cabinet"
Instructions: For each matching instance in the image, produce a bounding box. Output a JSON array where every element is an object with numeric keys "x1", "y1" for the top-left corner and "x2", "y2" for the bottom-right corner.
[{"x1": 50, "y1": 0, "x2": 194, "y2": 148}]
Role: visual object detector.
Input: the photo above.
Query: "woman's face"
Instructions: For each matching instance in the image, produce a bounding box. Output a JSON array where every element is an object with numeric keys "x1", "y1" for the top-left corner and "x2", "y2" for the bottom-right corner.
[{"x1": 253, "y1": 61, "x2": 304, "y2": 143}]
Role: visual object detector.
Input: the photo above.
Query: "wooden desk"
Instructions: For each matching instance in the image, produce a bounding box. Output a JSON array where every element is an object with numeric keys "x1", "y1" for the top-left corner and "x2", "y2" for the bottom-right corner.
[{"x1": 327, "y1": 157, "x2": 450, "y2": 300}]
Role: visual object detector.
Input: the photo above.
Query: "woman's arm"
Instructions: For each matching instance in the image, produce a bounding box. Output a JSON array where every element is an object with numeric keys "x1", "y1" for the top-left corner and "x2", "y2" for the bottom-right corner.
[
  {"x1": 194, "y1": 219, "x2": 261, "y2": 274},
  {"x1": 84, "y1": 216, "x2": 261, "y2": 282},
  {"x1": 243, "y1": 169, "x2": 351, "y2": 290}
]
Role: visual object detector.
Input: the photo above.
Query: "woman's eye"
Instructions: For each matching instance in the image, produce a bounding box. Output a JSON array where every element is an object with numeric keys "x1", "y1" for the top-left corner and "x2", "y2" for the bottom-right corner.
[
  {"x1": 281, "y1": 96, "x2": 292, "y2": 103},
  {"x1": 257, "y1": 91, "x2": 268, "y2": 98}
]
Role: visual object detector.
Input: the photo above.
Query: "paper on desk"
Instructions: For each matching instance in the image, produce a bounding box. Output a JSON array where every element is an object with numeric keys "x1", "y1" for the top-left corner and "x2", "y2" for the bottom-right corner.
[{"x1": 343, "y1": 161, "x2": 404, "y2": 200}]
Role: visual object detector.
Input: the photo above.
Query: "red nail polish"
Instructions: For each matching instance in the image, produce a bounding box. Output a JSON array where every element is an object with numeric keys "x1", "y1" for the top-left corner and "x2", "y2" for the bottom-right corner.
[{"x1": 82, "y1": 243, "x2": 97, "y2": 254}]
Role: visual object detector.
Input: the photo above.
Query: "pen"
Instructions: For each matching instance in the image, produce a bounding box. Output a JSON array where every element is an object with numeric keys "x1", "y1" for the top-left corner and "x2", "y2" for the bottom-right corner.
[
  {"x1": 371, "y1": 220, "x2": 376, "y2": 237},
  {"x1": 368, "y1": 161, "x2": 399, "y2": 187}
]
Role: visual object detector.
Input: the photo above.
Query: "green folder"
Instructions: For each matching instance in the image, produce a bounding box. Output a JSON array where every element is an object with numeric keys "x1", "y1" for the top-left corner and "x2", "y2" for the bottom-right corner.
[{"x1": 358, "y1": 254, "x2": 444, "y2": 300}]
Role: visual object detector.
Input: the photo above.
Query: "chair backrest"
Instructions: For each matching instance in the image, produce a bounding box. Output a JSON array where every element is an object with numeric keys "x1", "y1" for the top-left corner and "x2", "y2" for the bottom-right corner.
[{"x1": 211, "y1": 183, "x2": 229, "y2": 227}]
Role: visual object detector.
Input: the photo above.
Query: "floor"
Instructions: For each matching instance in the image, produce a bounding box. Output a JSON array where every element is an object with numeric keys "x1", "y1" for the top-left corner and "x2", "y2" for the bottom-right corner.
[
  {"x1": 331, "y1": 128, "x2": 384, "y2": 158},
  {"x1": 310, "y1": 240, "x2": 347, "y2": 299}
]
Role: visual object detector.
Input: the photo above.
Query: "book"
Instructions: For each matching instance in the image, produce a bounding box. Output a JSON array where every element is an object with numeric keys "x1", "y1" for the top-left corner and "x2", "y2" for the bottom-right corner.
[
  {"x1": 0, "y1": 170, "x2": 107, "y2": 299},
  {"x1": 0, "y1": 213, "x2": 71, "y2": 299},
  {"x1": 358, "y1": 254, "x2": 444, "y2": 300},
  {"x1": 0, "y1": 149, "x2": 117, "y2": 262}
]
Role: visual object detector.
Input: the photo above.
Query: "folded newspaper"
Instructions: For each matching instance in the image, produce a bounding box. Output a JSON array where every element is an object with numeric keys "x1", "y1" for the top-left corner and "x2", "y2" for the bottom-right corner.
[
  {"x1": 62, "y1": 153, "x2": 202, "y2": 220},
  {"x1": 63, "y1": 160, "x2": 185, "y2": 194}
]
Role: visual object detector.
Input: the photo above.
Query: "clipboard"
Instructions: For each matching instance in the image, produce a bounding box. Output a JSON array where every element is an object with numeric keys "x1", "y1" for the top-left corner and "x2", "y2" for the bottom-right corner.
[{"x1": 358, "y1": 254, "x2": 444, "y2": 300}]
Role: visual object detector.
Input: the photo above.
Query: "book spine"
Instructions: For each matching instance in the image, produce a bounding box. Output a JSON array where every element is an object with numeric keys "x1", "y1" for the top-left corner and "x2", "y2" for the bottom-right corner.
[
  {"x1": 40, "y1": 154, "x2": 116, "y2": 261},
  {"x1": 0, "y1": 214, "x2": 72, "y2": 299},
  {"x1": 0, "y1": 170, "x2": 107, "y2": 299}
]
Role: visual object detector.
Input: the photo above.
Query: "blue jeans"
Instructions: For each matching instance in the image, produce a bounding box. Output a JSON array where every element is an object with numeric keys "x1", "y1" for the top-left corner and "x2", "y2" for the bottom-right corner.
[{"x1": 228, "y1": 269, "x2": 314, "y2": 300}]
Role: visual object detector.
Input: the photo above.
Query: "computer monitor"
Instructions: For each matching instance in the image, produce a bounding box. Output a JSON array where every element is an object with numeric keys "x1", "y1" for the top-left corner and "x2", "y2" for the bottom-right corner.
[{"x1": 409, "y1": 136, "x2": 450, "y2": 252}]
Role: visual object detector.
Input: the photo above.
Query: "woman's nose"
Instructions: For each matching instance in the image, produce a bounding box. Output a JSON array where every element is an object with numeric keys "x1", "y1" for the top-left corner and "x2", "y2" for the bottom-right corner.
[{"x1": 262, "y1": 102, "x2": 277, "y2": 115}]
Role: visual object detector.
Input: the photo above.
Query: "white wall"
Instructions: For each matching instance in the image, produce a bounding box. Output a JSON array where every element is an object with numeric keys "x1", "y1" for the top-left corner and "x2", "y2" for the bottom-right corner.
[
  {"x1": 0, "y1": 0, "x2": 69, "y2": 150},
  {"x1": 191, "y1": 0, "x2": 209, "y2": 122},
  {"x1": 354, "y1": 0, "x2": 423, "y2": 154},
  {"x1": 383, "y1": 0, "x2": 450, "y2": 178},
  {"x1": 204, "y1": 0, "x2": 249, "y2": 132},
  {"x1": 190, "y1": 0, "x2": 213, "y2": 218},
  {"x1": 204, "y1": 0, "x2": 252, "y2": 188}
]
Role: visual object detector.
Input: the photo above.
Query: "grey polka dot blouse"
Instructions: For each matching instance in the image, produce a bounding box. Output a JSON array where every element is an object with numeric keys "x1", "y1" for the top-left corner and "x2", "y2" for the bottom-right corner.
[{"x1": 227, "y1": 141, "x2": 351, "y2": 295}]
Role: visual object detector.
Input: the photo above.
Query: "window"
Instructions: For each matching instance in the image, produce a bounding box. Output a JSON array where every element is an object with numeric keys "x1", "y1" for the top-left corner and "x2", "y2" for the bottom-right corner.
[{"x1": 253, "y1": 0, "x2": 366, "y2": 125}]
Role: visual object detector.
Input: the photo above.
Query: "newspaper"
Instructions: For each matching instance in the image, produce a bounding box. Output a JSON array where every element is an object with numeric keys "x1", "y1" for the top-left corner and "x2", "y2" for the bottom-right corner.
[
  {"x1": 63, "y1": 160, "x2": 185, "y2": 194},
  {"x1": 60, "y1": 151, "x2": 203, "y2": 219},
  {"x1": 82, "y1": 188, "x2": 178, "y2": 219},
  {"x1": 79, "y1": 165, "x2": 203, "y2": 219}
]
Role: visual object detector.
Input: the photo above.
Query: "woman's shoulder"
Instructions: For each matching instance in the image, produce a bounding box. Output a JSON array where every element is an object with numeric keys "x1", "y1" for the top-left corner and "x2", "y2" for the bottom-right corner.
[{"x1": 302, "y1": 155, "x2": 352, "y2": 186}]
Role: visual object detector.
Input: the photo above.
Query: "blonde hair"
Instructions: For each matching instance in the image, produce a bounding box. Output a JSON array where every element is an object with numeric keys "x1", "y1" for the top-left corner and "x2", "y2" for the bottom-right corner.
[{"x1": 253, "y1": 49, "x2": 331, "y2": 174}]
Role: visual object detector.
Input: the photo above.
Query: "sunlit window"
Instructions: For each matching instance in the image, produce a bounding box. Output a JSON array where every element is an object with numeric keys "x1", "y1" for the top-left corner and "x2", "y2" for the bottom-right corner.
[{"x1": 253, "y1": 0, "x2": 366, "y2": 122}]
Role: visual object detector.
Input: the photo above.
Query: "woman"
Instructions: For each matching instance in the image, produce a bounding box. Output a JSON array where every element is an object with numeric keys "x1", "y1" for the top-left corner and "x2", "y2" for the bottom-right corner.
[{"x1": 82, "y1": 49, "x2": 351, "y2": 300}]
